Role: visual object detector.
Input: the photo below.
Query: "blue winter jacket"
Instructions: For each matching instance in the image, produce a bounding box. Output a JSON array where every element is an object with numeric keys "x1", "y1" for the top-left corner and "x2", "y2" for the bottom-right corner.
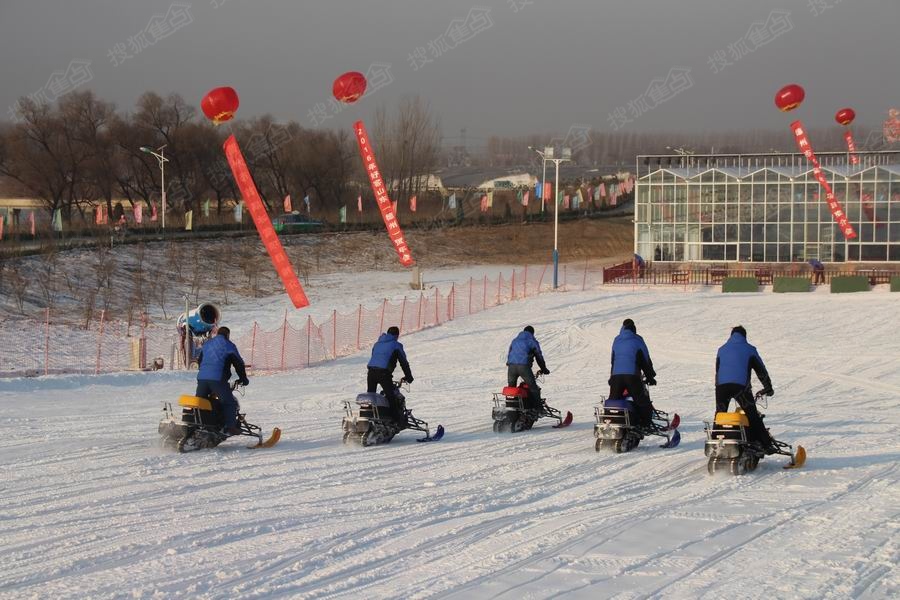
[
  {"x1": 197, "y1": 334, "x2": 246, "y2": 382},
  {"x1": 716, "y1": 332, "x2": 771, "y2": 388},
  {"x1": 610, "y1": 327, "x2": 656, "y2": 378},
  {"x1": 506, "y1": 331, "x2": 547, "y2": 370},
  {"x1": 367, "y1": 333, "x2": 413, "y2": 380}
]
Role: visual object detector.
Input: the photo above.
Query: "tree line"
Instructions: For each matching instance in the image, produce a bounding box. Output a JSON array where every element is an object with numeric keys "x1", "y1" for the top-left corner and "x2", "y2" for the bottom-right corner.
[{"x1": 0, "y1": 91, "x2": 442, "y2": 225}]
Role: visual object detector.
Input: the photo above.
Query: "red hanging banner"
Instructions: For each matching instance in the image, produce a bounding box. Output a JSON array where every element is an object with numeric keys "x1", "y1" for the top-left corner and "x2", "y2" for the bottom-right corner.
[
  {"x1": 224, "y1": 134, "x2": 310, "y2": 308},
  {"x1": 790, "y1": 120, "x2": 857, "y2": 240},
  {"x1": 353, "y1": 120, "x2": 414, "y2": 267},
  {"x1": 843, "y1": 130, "x2": 859, "y2": 165}
]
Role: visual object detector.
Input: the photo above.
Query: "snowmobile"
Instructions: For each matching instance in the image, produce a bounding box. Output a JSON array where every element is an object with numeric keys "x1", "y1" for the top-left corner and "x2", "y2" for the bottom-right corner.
[
  {"x1": 492, "y1": 372, "x2": 573, "y2": 433},
  {"x1": 593, "y1": 381, "x2": 680, "y2": 452},
  {"x1": 704, "y1": 390, "x2": 806, "y2": 475},
  {"x1": 342, "y1": 379, "x2": 444, "y2": 446},
  {"x1": 159, "y1": 381, "x2": 281, "y2": 452}
]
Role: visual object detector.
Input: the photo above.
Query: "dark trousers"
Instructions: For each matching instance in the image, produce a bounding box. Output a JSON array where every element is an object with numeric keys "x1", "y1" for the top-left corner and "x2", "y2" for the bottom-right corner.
[
  {"x1": 507, "y1": 364, "x2": 541, "y2": 410},
  {"x1": 196, "y1": 379, "x2": 238, "y2": 429},
  {"x1": 609, "y1": 374, "x2": 653, "y2": 426},
  {"x1": 716, "y1": 383, "x2": 773, "y2": 448},
  {"x1": 367, "y1": 367, "x2": 404, "y2": 421},
  {"x1": 813, "y1": 269, "x2": 825, "y2": 284}
]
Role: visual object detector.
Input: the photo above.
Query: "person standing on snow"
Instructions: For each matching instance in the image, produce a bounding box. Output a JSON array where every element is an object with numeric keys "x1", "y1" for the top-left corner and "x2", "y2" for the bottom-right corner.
[
  {"x1": 367, "y1": 326, "x2": 414, "y2": 423},
  {"x1": 506, "y1": 325, "x2": 550, "y2": 412},
  {"x1": 196, "y1": 326, "x2": 249, "y2": 436},
  {"x1": 715, "y1": 325, "x2": 776, "y2": 452},
  {"x1": 608, "y1": 318, "x2": 657, "y2": 426}
]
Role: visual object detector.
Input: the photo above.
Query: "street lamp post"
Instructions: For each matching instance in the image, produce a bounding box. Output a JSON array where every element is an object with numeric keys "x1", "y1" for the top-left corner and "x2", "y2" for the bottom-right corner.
[
  {"x1": 140, "y1": 145, "x2": 169, "y2": 229},
  {"x1": 529, "y1": 145, "x2": 571, "y2": 289}
]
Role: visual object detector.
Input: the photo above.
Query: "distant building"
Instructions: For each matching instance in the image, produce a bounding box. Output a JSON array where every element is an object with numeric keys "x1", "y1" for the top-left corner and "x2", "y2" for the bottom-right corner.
[{"x1": 635, "y1": 151, "x2": 900, "y2": 263}]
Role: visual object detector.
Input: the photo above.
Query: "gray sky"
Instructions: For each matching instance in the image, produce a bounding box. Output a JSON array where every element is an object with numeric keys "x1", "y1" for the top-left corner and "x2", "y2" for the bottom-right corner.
[{"x1": 0, "y1": 0, "x2": 897, "y2": 143}]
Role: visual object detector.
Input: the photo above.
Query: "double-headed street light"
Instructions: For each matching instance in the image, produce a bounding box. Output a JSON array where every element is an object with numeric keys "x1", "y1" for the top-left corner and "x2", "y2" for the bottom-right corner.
[
  {"x1": 530, "y1": 145, "x2": 571, "y2": 289},
  {"x1": 140, "y1": 145, "x2": 169, "y2": 229}
]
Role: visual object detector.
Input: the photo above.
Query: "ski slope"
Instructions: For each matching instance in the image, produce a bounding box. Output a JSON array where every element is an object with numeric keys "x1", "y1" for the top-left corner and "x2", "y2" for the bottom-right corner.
[{"x1": 1, "y1": 277, "x2": 899, "y2": 599}]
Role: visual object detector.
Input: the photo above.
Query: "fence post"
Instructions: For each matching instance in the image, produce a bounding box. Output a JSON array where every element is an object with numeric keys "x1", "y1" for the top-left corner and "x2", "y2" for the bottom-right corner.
[
  {"x1": 43, "y1": 308, "x2": 50, "y2": 376},
  {"x1": 511, "y1": 270, "x2": 516, "y2": 301},
  {"x1": 279, "y1": 309, "x2": 288, "y2": 371},
  {"x1": 417, "y1": 292, "x2": 424, "y2": 329},
  {"x1": 379, "y1": 298, "x2": 387, "y2": 333},
  {"x1": 94, "y1": 309, "x2": 106, "y2": 375},
  {"x1": 483, "y1": 274, "x2": 487, "y2": 310},
  {"x1": 468, "y1": 277, "x2": 473, "y2": 315},
  {"x1": 523, "y1": 265, "x2": 528, "y2": 297},
  {"x1": 307, "y1": 315, "x2": 312, "y2": 367},
  {"x1": 250, "y1": 321, "x2": 258, "y2": 368},
  {"x1": 563, "y1": 264, "x2": 567, "y2": 290},
  {"x1": 400, "y1": 296, "x2": 407, "y2": 331},
  {"x1": 332, "y1": 309, "x2": 337, "y2": 359},
  {"x1": 356, "y1": 304, "x2": 362, "y2": 350},
  {"x1": 497, "y1": 274, "x2": 502, "y2": 306},
  {"x1": 449, "y1": 283, "x2": 455, "y2": 320},
  {"x1": 434, "y1": 286, "x2": 439, "y2": 324},
  {"x1": 582, "y1": 260, "x2": 589, "y2": 291}
]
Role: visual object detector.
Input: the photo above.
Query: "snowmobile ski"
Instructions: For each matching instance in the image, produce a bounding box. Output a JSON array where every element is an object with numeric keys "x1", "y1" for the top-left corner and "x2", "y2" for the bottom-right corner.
[
  {"x1": 417, "y1": 424, "x2": 444, "y2": 443},
  {"x1": 783, "y1": 445, "x2": 806, "y2": 469},
  {"x1": 659, "y1": 428, "x2": 681, "y2": 448},
  {"x1": 553, "y1": 411, "x2": 574, "y2": 428},
  {"x1": 667, "y1": 413, "x2": 681, "y2": 431},
  {"x1": 248, "y1": 427, "x2": 282, "y2": 449}
]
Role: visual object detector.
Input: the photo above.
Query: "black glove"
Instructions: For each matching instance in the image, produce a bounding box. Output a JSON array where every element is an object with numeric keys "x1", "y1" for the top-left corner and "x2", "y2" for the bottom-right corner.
[
  {"x1": 646, "y1": 377, "x2": 657, "y2": 386},
  {"x1": 763, "y1": 387, "x2": 774, "y2": 397},
  {"x1": 239, "y1": 377, "x2": 250, "y2": 387},
  {"x1": 405, "y1": 376, "x2": 414, "y2": 384},
  {"x1": 541, "y1": 368, "x2": 550, "y2": 375}
]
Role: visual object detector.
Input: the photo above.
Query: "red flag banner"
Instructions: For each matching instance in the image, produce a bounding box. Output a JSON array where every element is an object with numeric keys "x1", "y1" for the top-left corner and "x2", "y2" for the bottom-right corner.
[
  {"x1": 353, "y1": 120, "x2": 414, "y2": 267},
  {"x1": 791, "y1": 120, "x2": 857, "y2": 240},
  {"x1": 357, "y1": 195, "x2": 363, "y2": 212},
  {"x1": 410, "y1": 195, "x2": 417, "y2": 212},
  {"x1": 843, "y1": 131, "x2": 859, "y2": 165},
  {"x1": 480, "y1": 195, "x2": 488, "y2": 212},
  {"x1": 543, "y1": 183, "x2": 552, "y2": 204},
  {"x1": 29, "y1": 210, "x2": 35, "y2": 236},
  {"x1": 284, "y1": 194, "x2": 292, "y2": 213},
  {"x1": 224, "y1": 134, "x2": 310, "y2": 308}
]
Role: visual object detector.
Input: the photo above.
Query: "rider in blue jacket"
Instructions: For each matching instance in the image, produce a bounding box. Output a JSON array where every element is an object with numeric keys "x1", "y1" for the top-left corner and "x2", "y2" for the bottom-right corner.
[
  {"x1": 367, "y1": 326, "x2": 414, "y2": 422},
  {"x1": 506, "y1": 325, "x2": 549, "y2": 411},
  {"x1": 716, "y1": 325, "x2": 775, "y2": 452},
  {"x1": 608, "y1": 318, "x2": 656, "y2": 426},
  {"x1": 196, "y1": 327, "x2": 248, "y2": 435}
]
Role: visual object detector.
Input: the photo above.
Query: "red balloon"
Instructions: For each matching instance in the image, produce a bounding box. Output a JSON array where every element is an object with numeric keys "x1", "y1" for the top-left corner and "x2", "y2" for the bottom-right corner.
[
  {"x1": 333, "y1": 71, "x2": 367, "y2": 104},
  {"x1": 835, "y1": 107, "x2": 856, "y2": 126},
  {"x1": 774, "y1": 84, "x2": 805, "y2": 112},
  {"x1": 201, "y1": 87, "x2": 240, "y2": 125}
]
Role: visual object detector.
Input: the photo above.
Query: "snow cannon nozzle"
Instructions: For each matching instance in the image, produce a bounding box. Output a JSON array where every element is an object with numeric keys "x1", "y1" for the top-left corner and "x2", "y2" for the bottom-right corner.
[{"x1": 178, "y1": 303, "x2": 220, "y2": 335}]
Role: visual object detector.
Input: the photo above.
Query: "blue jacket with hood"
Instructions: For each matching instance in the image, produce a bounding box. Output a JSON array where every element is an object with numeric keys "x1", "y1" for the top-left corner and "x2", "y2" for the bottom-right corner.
[
  {"x1": 506, "y1": 330, "x2": 548, "y2": 371},
  {"x1": 197, "y1": 334, "x2": 247, "y2": 382},
  {"x1": 610, "y1": 327, "x2": 656, "y2": 378},
  {"x1": 716, "y1": 332, "x2": 772, "y2": 389},
  {"x1": 367, "y1": 332, "x2": 413, "y2": 380}
]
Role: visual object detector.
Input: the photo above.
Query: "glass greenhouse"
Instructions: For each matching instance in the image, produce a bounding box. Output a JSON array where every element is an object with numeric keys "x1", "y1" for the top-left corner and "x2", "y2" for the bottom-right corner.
[{"x1": 634, "y1": 151, "x2": 900, "y2": 262}]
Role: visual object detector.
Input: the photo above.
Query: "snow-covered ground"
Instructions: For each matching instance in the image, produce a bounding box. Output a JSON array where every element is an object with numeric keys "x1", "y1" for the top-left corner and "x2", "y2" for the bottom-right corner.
[{"x1": 1, "y1": 276, "x2": 898, "y2": 599}]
